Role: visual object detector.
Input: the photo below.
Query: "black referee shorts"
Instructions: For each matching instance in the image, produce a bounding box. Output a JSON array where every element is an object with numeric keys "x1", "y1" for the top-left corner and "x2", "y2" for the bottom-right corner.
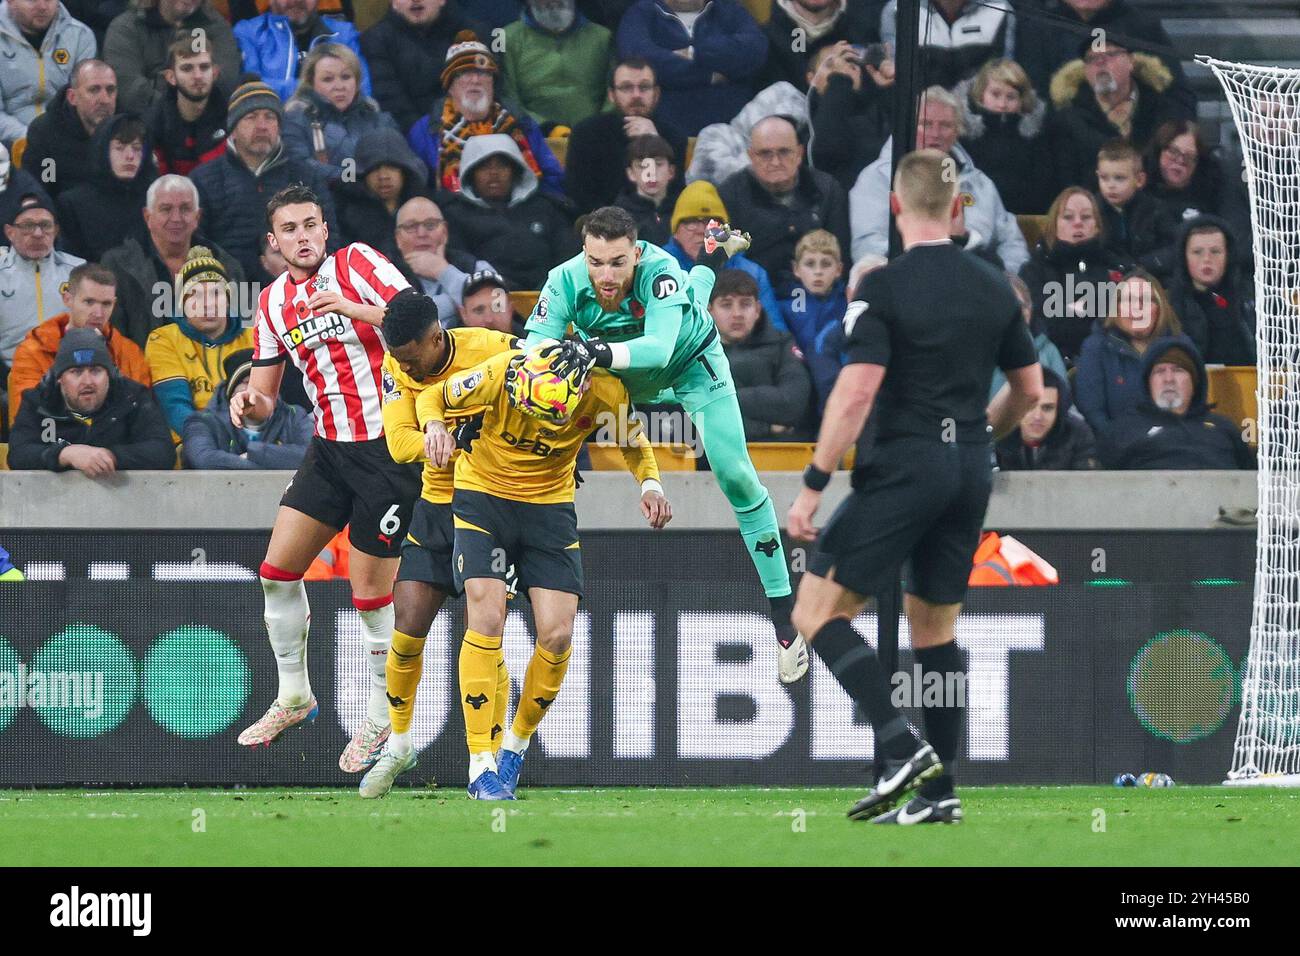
[
  {"x1": 396, "y1": 498, "x2": 460, "y2": 595},
  {"x1": 452, "y1": 489, "x2": 583, "y2": 597},
  {"x1": 281, "y1": 436, "x2": 421, "y2": 559},
  {"x1": 809, "y1": 437, "x2": 993, "y2": 605}
]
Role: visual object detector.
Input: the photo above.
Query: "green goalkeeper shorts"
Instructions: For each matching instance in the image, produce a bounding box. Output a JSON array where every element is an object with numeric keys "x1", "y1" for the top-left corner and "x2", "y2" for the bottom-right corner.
[{"x1": 643, "y1": 336, "x2": 737, "y2": 413}]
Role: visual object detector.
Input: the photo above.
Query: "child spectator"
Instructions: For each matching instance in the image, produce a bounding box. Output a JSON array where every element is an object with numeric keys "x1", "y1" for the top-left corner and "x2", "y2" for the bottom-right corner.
[
  {"x1": 779, "y1": 228, "x2": 846, "y2": 412},
  {"x1": 1074, "y1": 267, "x2": 1181, "y2": 439},
  {"x1": 56, "y1": 113, "x2": 157, "y2": 262},
  {"x1": 182, "y1": 348, "x2": 313, "y2": 469},
  {"x1": 956, "y1": 59, "x2": 1055, "y2": 215},
  {"x1": 146, "y1": 246, "x2": 255, "y2": 437},
  {"x1": 1094, "y1": 139, "x2": 1160, "y2": 264},
  {"x1": 994, "y1": 367, "x2": 1099, "y2": 471},
  {"x1": 710, "y1": 269, "x2": 812, "y2": 441},
  {"x1": 613, "y1": 134, "x2": 679, "y2": 247},
  {"x1": 1167, "y1": 216, "x2": 1255, "y2": 366},
  {"x1": 1019, "y1": 185, "x2": 1130, "y2": 363}
]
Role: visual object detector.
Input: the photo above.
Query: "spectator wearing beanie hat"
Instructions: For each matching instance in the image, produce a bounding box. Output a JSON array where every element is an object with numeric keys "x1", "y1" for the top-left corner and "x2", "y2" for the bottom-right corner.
[
  {"x1": 662, "y1": 180, "x2": 784, "y2": 329},
  {"x1": 1100, "y1": 335, "x2": 1255, "y2": 470},
  {"x1": 8, "y1": 326, "x2": 175, "y2": 473},
  {"x1": 190, "y1": 79, "x2": 339, "y2": 279},
  {"x1": 146, "y1": 245, "x2": 256, "y2": 438},
  {"x1": 406, "y1": 30, "x2": 564, "y2": 198},
  {"x1": 181, "y1": 346, "x2": 312, "y2": 469}
]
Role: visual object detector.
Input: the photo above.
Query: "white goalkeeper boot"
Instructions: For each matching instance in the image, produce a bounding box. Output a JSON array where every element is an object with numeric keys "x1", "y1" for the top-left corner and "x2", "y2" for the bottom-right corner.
[{"x1": 778, "y1": 632, "x2": 809, "y2": 684}]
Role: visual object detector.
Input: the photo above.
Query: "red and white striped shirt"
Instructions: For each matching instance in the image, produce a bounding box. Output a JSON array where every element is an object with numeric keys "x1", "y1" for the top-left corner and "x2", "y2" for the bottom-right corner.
[{"x1": 252, "y1": 243, "x2": 409, "y2": 442}]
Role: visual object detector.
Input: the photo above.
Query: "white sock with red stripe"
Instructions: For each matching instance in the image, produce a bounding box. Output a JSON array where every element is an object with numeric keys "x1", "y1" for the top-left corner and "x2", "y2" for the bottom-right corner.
[
  {"x1": 354, "y1": 594, "x2": 394, "y2": 727},
  {"x1": 261, "y1": 563, "x2": 312, "y2": 707}
]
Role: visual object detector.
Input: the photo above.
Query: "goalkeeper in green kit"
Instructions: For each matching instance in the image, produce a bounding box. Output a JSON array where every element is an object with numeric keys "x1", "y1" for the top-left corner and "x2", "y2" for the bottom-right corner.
[{"x1": 526, "y1": 205, "x2": 808, "y2": 683}]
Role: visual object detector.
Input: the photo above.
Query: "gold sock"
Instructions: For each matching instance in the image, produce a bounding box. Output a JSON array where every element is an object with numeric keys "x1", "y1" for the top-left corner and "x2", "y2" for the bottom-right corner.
[
  {"x1": 459, "y1": 629, "x2": 502, "y2": 754},
  {"x1": 512, "y1": 644, "x2": 572, "y2": 739},
  {"x1": 386, "y1": 629, "x2": 424, "y2": 734},
  {"x1": 491, "y1": 651, "x2": 510, "y2": 753}
]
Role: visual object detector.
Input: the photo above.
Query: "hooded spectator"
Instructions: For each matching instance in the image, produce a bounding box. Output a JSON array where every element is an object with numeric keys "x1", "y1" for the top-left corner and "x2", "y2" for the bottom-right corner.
[
  {"x1": 361, "y1": 0, "x2": 486, "y2": 134},
  {"x1": 0, "y1": 0, "x2": 96, "y2": 147},
  {"x1": 1047, "y1": 36, "x2": 1191, "y2": 193},
  {"x1": 685, "y1": 77, "x2": 806, "y2": 187},
  {"x1": 101, "y1": 174, "x2": 245, "y2": 349},
  {"x1": 190, "y1": 79, "x2": 338, "y2": 278},
  {"x1": 283, "y1": 42, "x2": 398, "y2": 183},
  {"x1": 1016, "y1": 0, "x2": 1195, "y2": 115},
  {"x1": 391, "y1": 194, "x2": 492, "y2": 328},
  {"x1": 612, "y1": 133, "x2": 678, "y2": 247},
  {"x1": 994, "y1": 366, "x2": 1099, "y2": 470},
  {"x1": 880, "y1": 0, "x2": 1015, "y2": 91},
  {"x1": 565, "y1": 55, "x2": 687, "y2": 213},
  {"x1": 20, "y1": 58, "x2": 116, "y2": 197},
  {"x1": 0, "y1": 139, "x2": 49, "y2": 226},
  {"x1": 711, "y1": 268, "x2": 812, "y2": 441},
  {"x1": 1074, "y1": 267, "x2": 1180, "y2": 438},
  {"x1": 805, "y1": 40, "x2": 892, "y2": 192},
  {"x1": 9, "y1": 325, "x2": 175, "y2": 471},
  {"x1": 615, "y1": 0, "x2": 767, "y2": 138},
  {"x1": 333, "y1": 127, "x2": 428, "y2": 254},
  {"x1": 407, "y1": 30, "x2": 564, "y2": 198},
  {"x1": 439, "y1": 132, "x2": 576, "y2": 290},
  {"x1": 1167, "y1": 215, "x2": 1255, "y2": 367},
  {"x1": 1100, "y1": 335, "x2": 1255, "y2": 470},
  {"x1": 0, "y1": 193, "x2": 81, "y2": 381},
  {"x1": 759, "y1": 0, "x2": 881, "y2": 93},
  {"x1": 8, "y1": 262, "x2": 151, "y2": 424},
  {"x1": 233, "y1": 0, "x2": 372, "y2": 102},
  {"x1": 1019, "y1": 185, "x2": 1131, "y2": 363},
  {"x1": 662, "y1": 179, "x2": 783, "y2": 328},
  {"x1": 104, "y1": 0, "x2": 240, "y2": 114},
  {"x1": 147, "y1": 29, "x2": 228, "y2": 175},
  {"x1": 955, "y1": 58, "x2": 1054, "y2": 215},
  {"x1": 718, "y1": 114, "x2": 851, "y2": 289},
  {"x1": 851, "y1": 86, "x2": 1029, "y2": 272},
  {"x1": 499, "y1": 0, "x2": 613, "y2": 131},
  {"x1": 182, "y1": 345, "x2": 312, "y2": 468},
  {"x1": 146, "y1": 245, "x2": 254, "y2": 436},
  {"x1": 56, "y1": 112, "x2": 158, "y2": 261}
]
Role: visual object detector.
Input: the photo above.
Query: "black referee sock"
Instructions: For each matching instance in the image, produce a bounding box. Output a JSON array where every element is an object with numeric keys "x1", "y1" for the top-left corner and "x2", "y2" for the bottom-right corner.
[
  {"x1": 915, "y1": 641, "x2": 965, "y2": 799},
  {"x1": 811, "y1": 618, "x2": 917, "y2": 759}
]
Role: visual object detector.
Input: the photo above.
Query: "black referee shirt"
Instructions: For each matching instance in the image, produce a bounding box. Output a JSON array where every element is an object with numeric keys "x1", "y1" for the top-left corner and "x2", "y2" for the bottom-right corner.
[{"x1": 844, "y1": 241, "x2": 1037, "y2": 444}]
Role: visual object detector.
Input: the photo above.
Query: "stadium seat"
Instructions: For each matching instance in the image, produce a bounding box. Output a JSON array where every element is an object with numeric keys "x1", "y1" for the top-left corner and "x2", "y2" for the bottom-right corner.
[
  {"x1": 1017, "y1": 214, "x2": 1048, "y2": 250},
  {"x1": 740, "y1": 0, "x2": 772, "y2": 25},
  {"x1": 510, "y1": 290, "x2": 540, "y2": 319},
  {"x1": 547, "y1": 135, "x2": 568, "y2": 169},
  {"x1": 587, "y1": 442, "x2": 697, "y2": 471},
  {"x1": 0, "y1": 442, "x2": 7, "y2": 470},
  {"x1": 1206, "y1": 365, "x2": 1258, "y2": 444},
  {"x1": 11, "y1": 137, "x2": 26, "y2": 170},
  {"x1": 746, "y1": 442, "x2": 816, "y2": 471},
  {"x1": 685, "y1": 136, "x2": 696, "y2": 170}
]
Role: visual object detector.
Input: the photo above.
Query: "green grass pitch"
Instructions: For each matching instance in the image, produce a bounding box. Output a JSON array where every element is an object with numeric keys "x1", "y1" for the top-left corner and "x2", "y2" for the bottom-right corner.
[{"x1": 3, "y1": 786, "x2": 1297, "y2": 866}]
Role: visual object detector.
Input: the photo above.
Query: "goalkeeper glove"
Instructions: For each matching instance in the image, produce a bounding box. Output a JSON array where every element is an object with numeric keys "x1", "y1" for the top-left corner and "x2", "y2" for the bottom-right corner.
[
  {"x1": 696, "y1": 220, "x2": 752, "y2": 274},
  {"x1": 543, "y1": 337, "x2": 613, "y2": 379}
]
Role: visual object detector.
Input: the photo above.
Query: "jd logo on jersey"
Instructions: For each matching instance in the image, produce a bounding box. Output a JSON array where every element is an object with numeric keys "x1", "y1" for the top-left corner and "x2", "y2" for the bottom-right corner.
[{"x1": 653, "y1": 276, "x2": 678, "y2": 299}]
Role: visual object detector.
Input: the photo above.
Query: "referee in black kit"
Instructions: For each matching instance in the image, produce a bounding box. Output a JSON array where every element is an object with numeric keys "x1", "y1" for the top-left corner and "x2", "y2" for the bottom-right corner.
[{"x1": 787, "y1": 149, "x2": 1043, "y2": 824}]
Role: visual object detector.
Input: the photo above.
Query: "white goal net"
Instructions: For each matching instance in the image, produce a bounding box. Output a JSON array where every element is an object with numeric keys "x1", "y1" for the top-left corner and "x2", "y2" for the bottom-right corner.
[{"x1": 1203, "y1": 57, "x2": 1300, "y2": 786}]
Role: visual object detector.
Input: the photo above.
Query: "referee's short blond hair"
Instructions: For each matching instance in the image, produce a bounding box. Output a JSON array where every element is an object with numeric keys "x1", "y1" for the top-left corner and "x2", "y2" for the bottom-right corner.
[{"x1": 892, "y1": 148, "x2": 958, "y2": 222}]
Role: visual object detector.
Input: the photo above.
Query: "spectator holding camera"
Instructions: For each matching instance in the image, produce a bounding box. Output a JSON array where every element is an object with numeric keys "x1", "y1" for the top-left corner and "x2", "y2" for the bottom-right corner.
[
  {"x1": 182, "y1": 347, "x2": 312, "y2": 469},
  {"x1": 805, "y1": 40, "x2": 893, "y2": 191},
  {"x1": 1074, "y1": 267, "x2": 1180, "y2": 438},
  {"x1": 955, "y1": 58, "x2": 1054, "y2": 215},
  {"x1": 759, "y1": 0, "x2": 883, "y2": 92},
  {"x1": 710, "y1": 268, "x2": 812, "y2": 442},
  {"x1": 1019, "y1": 185, "x2": 1130, "y2": 363}
]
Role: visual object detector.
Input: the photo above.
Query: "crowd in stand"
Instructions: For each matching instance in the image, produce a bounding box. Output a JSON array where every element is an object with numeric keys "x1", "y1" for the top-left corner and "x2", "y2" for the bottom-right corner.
[{"x1": 0, "y1": 0, "x2": 1266, "y2": 478}]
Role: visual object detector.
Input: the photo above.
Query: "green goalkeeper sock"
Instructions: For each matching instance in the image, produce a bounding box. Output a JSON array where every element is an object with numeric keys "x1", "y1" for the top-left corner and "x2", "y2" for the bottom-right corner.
[{"x1": 735, "y1": 494, "x2": 793, "y2": 599}]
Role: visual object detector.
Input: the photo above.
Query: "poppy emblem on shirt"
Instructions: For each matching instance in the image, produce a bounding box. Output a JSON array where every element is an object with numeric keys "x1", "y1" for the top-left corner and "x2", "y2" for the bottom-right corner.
[
  {"x1": 1213, "y1": 293, "x2": 1228, "y2": 309},
  {"x1": 1116, "y1": 376, "x2": 1125, "y2": 385},
  {"x1": 630, "y1": 299, "x2": 645, "y2": 319},
  {"x1": 1108, "y1": 270, "x2": 1123, "y2": 282},
  {"x1": 52, "y1": 49, "x2": 70, "y2": 65}
]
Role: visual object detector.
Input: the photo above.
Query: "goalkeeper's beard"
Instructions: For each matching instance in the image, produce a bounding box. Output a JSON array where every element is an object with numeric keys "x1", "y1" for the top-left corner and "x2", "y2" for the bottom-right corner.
[{"x1": 594, "y1": 276, "x2": 633, "y2": 312}]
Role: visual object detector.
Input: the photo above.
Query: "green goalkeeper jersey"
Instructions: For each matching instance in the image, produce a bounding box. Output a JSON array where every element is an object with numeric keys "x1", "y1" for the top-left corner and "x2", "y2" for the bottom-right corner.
[{"x1": 523, "y1": 241, "x2": 718, "y2": 402}]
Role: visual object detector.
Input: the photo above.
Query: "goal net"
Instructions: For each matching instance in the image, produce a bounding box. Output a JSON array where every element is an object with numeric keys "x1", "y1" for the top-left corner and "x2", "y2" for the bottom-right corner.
[{"x1": 1203, "y1": 57, "x2": 1300, "y2": 786}]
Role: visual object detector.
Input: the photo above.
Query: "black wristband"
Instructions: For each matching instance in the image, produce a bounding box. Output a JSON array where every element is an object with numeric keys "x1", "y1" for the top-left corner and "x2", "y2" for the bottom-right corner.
[{"x1": 802, "y1": 463, "x2": 831, "y2": 492}]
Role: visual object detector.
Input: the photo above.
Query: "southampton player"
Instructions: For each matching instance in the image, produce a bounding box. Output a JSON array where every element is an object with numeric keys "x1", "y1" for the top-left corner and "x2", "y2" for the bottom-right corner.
[
  {"x1": 787, "y1": 151, "x2": 1042, "y2": 824},
  {"x1": 357, "y1": 289, "x2": 519, "y2": 798},
  {"x1": 526, "y1": 206, "x2": 808, "y2": 684},
  {"x1": 418, "y1": 343, "x2": 672, "y2": 799},
  {"x1": 233, "y1": 183, "x2": 420, "y2": 773}
]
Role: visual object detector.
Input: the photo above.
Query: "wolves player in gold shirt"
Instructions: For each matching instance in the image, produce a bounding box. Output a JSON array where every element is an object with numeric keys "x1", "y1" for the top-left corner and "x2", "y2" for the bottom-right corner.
[
  {"x1": 419, "y1": 342, "x2": 672, "y2": 799},
  {"x1": 359, "y1": 288, "x2": 519, "y2": 798}
]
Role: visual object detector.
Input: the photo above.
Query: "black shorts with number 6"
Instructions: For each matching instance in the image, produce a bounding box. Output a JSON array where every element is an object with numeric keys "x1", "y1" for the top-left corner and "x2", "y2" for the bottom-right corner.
[
  {"x1": 396, "y1": 498, "x2": 460, "y2": 595},
  {"x1": 451, "y1": 489, "x2": 583, "y2": 597},
  {"x1": 280, "y1": 436, "x2": 421, "y2": 559}
]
